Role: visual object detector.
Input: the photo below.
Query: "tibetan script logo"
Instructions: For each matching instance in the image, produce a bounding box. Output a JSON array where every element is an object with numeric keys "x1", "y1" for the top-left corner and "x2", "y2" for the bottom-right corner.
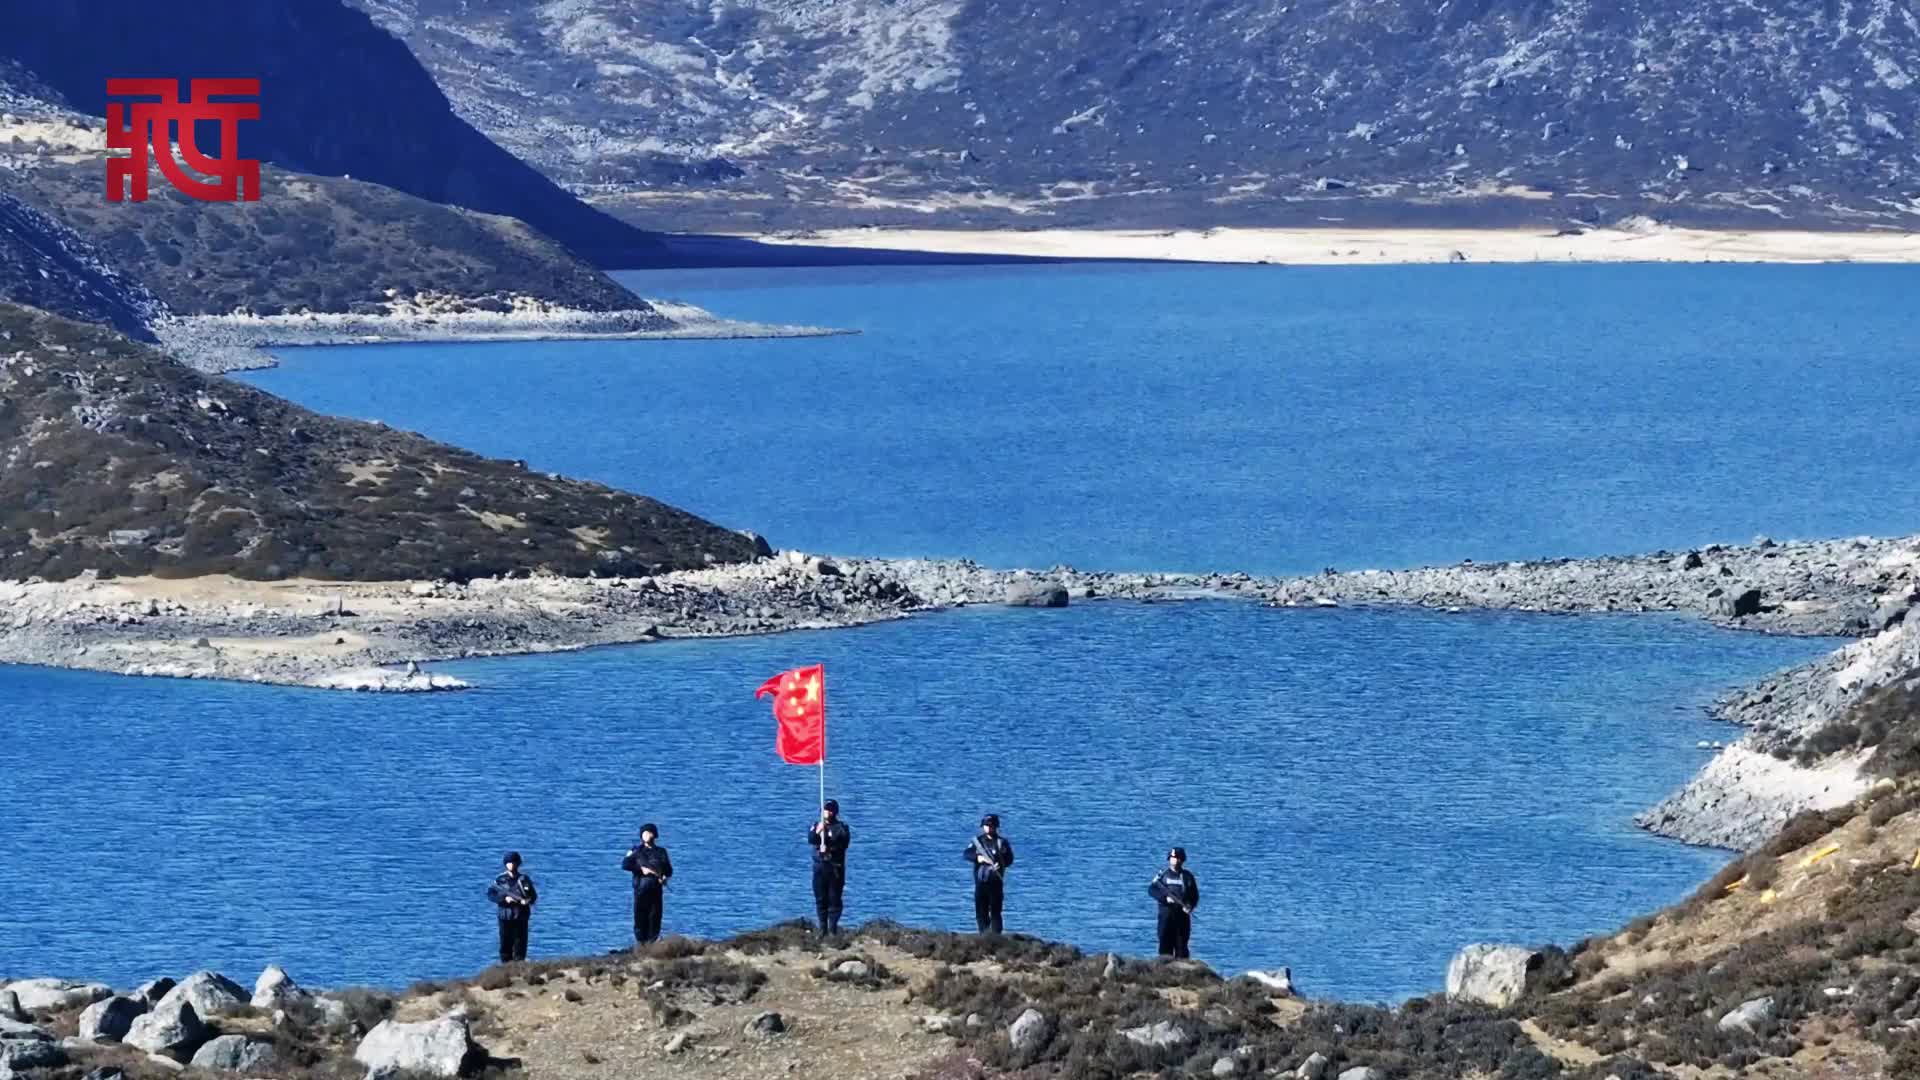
[{"x1": 106, "y1": 78, "x2": 260, "y2": 202}]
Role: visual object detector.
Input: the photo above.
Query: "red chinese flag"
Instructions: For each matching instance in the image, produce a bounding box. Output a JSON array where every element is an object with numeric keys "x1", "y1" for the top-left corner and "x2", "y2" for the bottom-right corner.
[{"x1": 754, "y1": 664, "x2": 825, "y2": 765}]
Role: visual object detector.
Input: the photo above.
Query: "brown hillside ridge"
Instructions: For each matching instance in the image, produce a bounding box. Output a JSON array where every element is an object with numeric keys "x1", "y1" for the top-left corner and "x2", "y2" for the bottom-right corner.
[{"x1": 0, "y1": 303, "x2": 757, "y2": 581}]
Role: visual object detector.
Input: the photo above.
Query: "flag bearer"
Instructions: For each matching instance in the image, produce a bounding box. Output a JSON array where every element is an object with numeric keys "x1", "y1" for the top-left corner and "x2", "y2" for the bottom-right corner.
[
  {"x1": 622, "y1": 823, "x2": 674, "y2": 945},
  {"x1": 1148, "y1": 846, "x2": 1199, "y2": 959},
  {"x1": 808, "y1": 799, "x2": 851, "y2": 935},
  {"x1": 964, "y1": 814, "x2": 1015, "y2": 933},
  {"x1": 487, "y1": 851, "x2": 537, "y2": 963}
]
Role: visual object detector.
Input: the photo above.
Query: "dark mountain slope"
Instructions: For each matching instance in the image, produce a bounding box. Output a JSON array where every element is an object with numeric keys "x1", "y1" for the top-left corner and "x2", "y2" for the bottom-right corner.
[
  {"x1": 0, "y1": 191, "x2": 164, "y2": 340},
  {"x1": 355, "y1": 0, "x2": 1920, "y2": 230},
  {"x1": 1, "y1": 162, "x2": 641, "y2": 318},
  {"x1": 0, "y1": 0, "x2": 666, "y2": 266},
  {"x1": 0, "y1": 303, "x2": 757, "y2": 581}
]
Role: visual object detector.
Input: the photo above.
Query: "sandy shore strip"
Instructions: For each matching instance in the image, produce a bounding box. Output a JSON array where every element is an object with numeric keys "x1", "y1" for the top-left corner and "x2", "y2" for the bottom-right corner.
[
  {"x1": 3, "y1": 534, "x2": 1915, "y2": 848},
  {"x1": 154, "y1": 296, "x2": 849, "y2": 374},
  {"x1": 746, "y1": 223, "x2": 1920, "y2": 265}
]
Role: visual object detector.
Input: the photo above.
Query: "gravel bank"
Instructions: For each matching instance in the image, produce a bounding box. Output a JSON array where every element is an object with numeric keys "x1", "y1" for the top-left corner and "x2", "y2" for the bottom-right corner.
[{"x1": 153, "y1": 297, "x2": 848, "y2": 373}]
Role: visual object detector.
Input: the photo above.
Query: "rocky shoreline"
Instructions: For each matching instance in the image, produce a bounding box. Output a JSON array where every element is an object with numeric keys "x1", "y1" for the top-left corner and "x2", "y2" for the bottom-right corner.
[
  {"x1": 2, "y1": 533, "x2": 1916, "y2": 850},
  {"x1": 152, "y1": 296, "x2": 849, "y2": 374}
]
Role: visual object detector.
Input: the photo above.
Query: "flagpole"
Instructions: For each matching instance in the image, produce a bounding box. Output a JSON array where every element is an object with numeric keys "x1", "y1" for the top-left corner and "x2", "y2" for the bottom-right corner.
[{"x1": 818, "y1": 686, "x2": 827, "y2": 812}]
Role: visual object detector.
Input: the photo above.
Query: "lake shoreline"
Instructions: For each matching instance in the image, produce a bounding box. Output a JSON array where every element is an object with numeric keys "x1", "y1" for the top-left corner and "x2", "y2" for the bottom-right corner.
[
  {"x1": 741, "y1": 223, "x2": 1920, "y2": 266},
  {"x1": 2, "y1": 533, "x2": 1913, "y2": 851},
  {"x1": 153, "y1": 298, "x2": 848, "y2": 374}
]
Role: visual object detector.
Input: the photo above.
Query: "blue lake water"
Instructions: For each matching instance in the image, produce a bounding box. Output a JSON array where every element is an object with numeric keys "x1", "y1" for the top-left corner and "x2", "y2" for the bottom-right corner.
[
  {"x1": 3, "y1": 603, "x2": 1822, "y2": 1001},
  {"x1": 250, "y1": 263, "x2": 1920, "y2": 575},
  {"x1": 8, "y1": 262, "x2": 1911, "y2": 1000}
]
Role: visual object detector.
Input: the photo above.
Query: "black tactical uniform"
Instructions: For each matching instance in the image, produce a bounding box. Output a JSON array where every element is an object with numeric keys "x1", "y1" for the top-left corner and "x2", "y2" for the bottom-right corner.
[
  {"x1": 1148, "y1": 847, "x2": 1200, "y2": 959},
  {"x1": 808, "y1": 799, "x2": 851, "y2": 934},
  {"x1": 622, "y1": 825, "x2": 674, "y2": 945},
  {"x1": 487, "y1": 852, "x2": 537, "y2": 963},
  {"x1": 964, "y1": 814, "x2": 1015, "y2": 933}
]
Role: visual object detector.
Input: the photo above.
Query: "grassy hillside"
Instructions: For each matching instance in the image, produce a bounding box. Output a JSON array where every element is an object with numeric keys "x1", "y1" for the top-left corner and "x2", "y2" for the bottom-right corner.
[{"x1": 0, "y1": 303, "x2": 756, "y2": 581}]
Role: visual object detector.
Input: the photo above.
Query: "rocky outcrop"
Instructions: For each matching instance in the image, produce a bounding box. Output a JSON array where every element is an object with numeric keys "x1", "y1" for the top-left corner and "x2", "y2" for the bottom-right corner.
[
  {"x1": 189, "y1": 1035, "x2": 277, "y2": 1073},
  {"x1": 1714, "y1": 587, "x2": 1764, "y2": 618},
  {"x1": 1445, "y1": 945, "x2": 1541, "y2": 1008},
  {"x1": 1242, "y1": 969, "x2": 1294, "y2": 996},
  {"x1": 0, "y1": 1038, "x2": 65, "y2": 1077},
  {"x1": 131, "y1": 979, "x2": 174, "y2": 1007},
  {"x1": 1006, "y1": 582, "x2": 1070, "y2": 608},
  {"x1": 743, "y1": 1012, "x2": 786, "y2": 1039},
  {"x1": 251, "y1": 965, "x2": 309, "y2": 1010},
  {"x1": 1120, "y1": 1020, "x2": 1191, "y2": 1050},
  {"x1": 1718, "y1": 995, "x2": 1777, "y2": 1034},
  {"x1": 1, "y1": 979, "x2": 111, "y2": 1012},
  {"x1": 156, "y1": 973, "x2": 247, "y2": 1020},
  {"x1": 124, "y1": 999, "x2": 206, "y2": 1062},
  {"x1": 1636, "y1": 745, "x2": 1872, "y2": 851},
  {"x1": 76, "y1": 997, "x2": 146, "y2": 1043},
  {"x1": 1008, "y1": 1008, "x2": 1052, "y2": 1055},
  {"x1": 353, "y1": 1014, "x2": 482, "y2": 1078}
]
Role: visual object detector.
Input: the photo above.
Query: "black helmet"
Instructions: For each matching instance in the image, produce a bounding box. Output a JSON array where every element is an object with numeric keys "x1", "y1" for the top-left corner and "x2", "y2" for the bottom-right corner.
[
  {"x1": 981, "y1": 814, "x2": 1000, "y2": 827},
  {"x1": 504, "y1": 851, "x2": 522, "y2": 865},
  {"x1": 640, "y1": 823, "x2": 658, "y2": 838},
  {"x1": 1169, "y1": 847, "x2": 1187, "y2": 861}
]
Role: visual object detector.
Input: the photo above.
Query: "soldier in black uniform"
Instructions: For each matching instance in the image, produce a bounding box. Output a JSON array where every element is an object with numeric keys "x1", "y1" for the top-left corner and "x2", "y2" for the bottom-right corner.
[
  {"x1": 963, "y1": 813, "x2": 1015, "y2": 933},
  {"x1": 1147, "y1": 846, "x2": 1199, "y2": 959},
  {"x1": 622, "y1": 823, "x2": 674, "y2": 945},
  {"x1": 487, "y1": 851, "x2": 537, "y2": 963},
  {"x1": 807, "y1": 799, "x2": 851, "y2": 935}
]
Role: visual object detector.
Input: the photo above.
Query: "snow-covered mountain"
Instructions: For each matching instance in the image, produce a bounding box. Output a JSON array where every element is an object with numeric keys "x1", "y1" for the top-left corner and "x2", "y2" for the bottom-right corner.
[{"x1": 354, "y1": 0, "x2": 1920, "y2": 229}]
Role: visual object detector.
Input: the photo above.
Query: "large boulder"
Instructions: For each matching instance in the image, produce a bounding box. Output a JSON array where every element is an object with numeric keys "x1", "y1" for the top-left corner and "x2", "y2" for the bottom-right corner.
[
  {"x1": 1718, "y1": 995, "x2": 1777, "y2": 1034},
  {"x1": 0, "y1": 1017, "x2": 50, "y2": 1041},
  {"x1": 1241, "y1": 968, "x2": 1294, "y2": 996},
  {"x1": 189, "y1": 1034, "x2": 277, "y2": 1073},
  {"x1": 1445, "y1": 944, "x2": 1542, "y2": 1008},
  {"x1": 354, "y1": 1014, "x2": 482, "y2": 1078},
  {"x1": 251, "y1": 966, "x2": 308, "y2": 1009},
  {"x1": 743, "y1": 1012, "x2": 786, "y2": 1039},
  {"x1": 1008, "y1": 1008, "x2": 1052, "y2": 1055},
  {"x1": 1007, "y1": 582, "x2": 1070, "y2": 608},
  {"x1": 1713, "y1": 588, "x2": 1764, "y2": 618},
  {"x1": 1295, "y1": 1051, "x2": 1331, "y2": 1080},
  {"x1": 1120, "y1": 1020, "x2": 1192, "y2": 1050},
  {"x1": 132, "y1": 979, "x2": 175, "y2": 1007},
  {"x1": 0, "y1": 1038, "x2": 66, "y2": 1076},
  {"x1": 3, "y1": 979, "x2": 113, "y2": 1013},
  {"x1": 1874, "y1": 598, "x2": 1913, "y2": 632},
  {"x1": 77, "y1": 997, "x2": 146, "y2": 1043},
  {"x1": 125, "y1": 999, "x2": 207, "y2": 1062},
  {"x1": 1337, "y1": 1069, "x2": 1384, "y2": 1080},
  {"x1": 156, "y1": 973, "x2": 246, "y2": 1020},
  {"x1": 310, "y1": 996, "x2": 354, "y2": 1031}
]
